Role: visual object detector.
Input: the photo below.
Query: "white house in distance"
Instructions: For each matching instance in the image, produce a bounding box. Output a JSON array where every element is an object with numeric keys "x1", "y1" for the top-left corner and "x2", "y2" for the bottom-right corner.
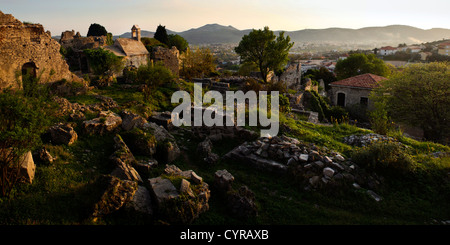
[{"x1": 379, "y1": 46, "x2": 398, "y2": 56}]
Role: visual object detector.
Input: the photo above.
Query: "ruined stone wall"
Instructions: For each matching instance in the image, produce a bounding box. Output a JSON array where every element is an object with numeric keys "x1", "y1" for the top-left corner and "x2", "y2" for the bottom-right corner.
[
  {"x1": 274, "y1": 63, "x2": 301, "y2": 89},
  {"x1": 151, "y1": 46, "x2": 180, "y2": 76},
  {"x1": 60, "y1": 32, "x2": 107, "y2": 51},
  {"x1": 0, "y1": 11, "x2": 78, "y2": 90}
]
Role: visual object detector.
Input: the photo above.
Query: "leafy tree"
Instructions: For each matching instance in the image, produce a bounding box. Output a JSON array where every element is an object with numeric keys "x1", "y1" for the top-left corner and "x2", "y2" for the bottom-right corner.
[
  {"x1": 167, "y1": 34, "x2": 189, "y2": 52},
  {"x1": 83, "y1": 48, "x2": 124, "y2": 76},
  {"x1": 154, "y1": 25, "x2": 169, "y2": 45},
  {"x1": 181, "y1": 47, "x2": 217, "y2": 79},
  {"x1": 370, "y1": 62, "x2": 450, "y2": 143},
  {"x1": 87, "y1": 23, "x2": 108, "y2": 37},
  {"x1": 137, "y1": 62, "x2": 175, "y2": 102},
  {"x1": 335, "y1": 53, "x2": 390, "y2": 80},
  {"x1": 0, "y1": 91, "x2": 55, "y2": 197},
  {"x1": 235, "y1": 26, "x2": 294, "y2": 83}
]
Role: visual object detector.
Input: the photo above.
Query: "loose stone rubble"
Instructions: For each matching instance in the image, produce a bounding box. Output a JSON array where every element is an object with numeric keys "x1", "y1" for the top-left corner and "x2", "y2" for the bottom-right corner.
[
  {"x1": 224, "y1": 135, "x2": 384, "y2": 199},
  {"x1": 342, "y1": 133, "x2": 395, "y2": 147}
]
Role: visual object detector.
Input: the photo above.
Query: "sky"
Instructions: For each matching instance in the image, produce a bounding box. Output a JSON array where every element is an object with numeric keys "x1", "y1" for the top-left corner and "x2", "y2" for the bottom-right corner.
[{"x1": 2, "y1": 0, "x2": 450, "y2": 36}]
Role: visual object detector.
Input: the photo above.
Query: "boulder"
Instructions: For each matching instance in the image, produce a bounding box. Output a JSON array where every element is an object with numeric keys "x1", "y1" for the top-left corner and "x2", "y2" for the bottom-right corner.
[
  {"x1": 110, "y1": 135, "x2": 136, "y2": 166},
  {"x1": 82, "y1": 110, "x2": 122, "y2": 135},
  {"x1": 197, "y1": 138, "x2": 213, "y2": 156},
  {"x1": 111, "y1": 159, "x2": 142, "y2": 183},
  {"x1": 149, "y1": 165, "x2": 210, "y2": 224},
  {"x1": 148, "y1": 111, "x2": 173, "y2": 129},
  {"x1": 19, "y1": 151, "x2": 36, "y2": 184},
  {"x1": 214, "y1": 169, "x2": 235, "y2": 193},
  {"x1": 323, "y1": 167, "x2": 335, "y2": 178},
  {"x1": 180, "y1": 179, "x2": 195, "y2": 198},
  {"x1": 92, "y1": 176, "x2": 138, "y2": 218},
  {"x1": 144, "y1": 122, "x2": 180, "y2": 163},
  {"x1": 121, "y1": 110, "x2": 148, "y2": 131},
  {"x1": 109, "y1": 135, "x2": 143, "y2": 183},
  {"x1": 204, "y1": 152, "x2": 220, "y2": 165},
  {"x1": 149, "y1": 177, "x2": 179, "y2": 206},
  {"x1": 49, "y1": 123, "x2": 78, "y2": 145},
  {"x1": 33, "y1": 147, "x2": 55, "y2": 164},
  {"x1": 125, "y1": 185, "x2": 153, "y2": 216}
]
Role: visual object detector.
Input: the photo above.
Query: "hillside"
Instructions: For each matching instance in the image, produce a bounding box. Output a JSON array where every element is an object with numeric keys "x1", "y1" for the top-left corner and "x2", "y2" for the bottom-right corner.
[{"x1": 118, "y1": 24, "x2": 450, "y2": 46}]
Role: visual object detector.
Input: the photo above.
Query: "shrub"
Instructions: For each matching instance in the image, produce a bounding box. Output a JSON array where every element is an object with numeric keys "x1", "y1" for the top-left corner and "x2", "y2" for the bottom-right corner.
[
  {"x1": 83, "y1": 48, "x2": 124, "y2": 76},
  {"x1": 137, "y1": 62, "x2": 175, "y2": 102},
  {"x1": 0, "y1": 91, "x2": 55, "y2": 197},
  {"x1": 351, "y1": 141, "x2": 416, "y2": 175},
  {"x1": 328, "y1": 106, "x2": 349, "y2": 123}
]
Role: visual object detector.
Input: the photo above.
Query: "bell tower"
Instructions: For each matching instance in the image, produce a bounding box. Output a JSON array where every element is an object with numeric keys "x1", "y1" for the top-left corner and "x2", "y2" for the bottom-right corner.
[{"x1": 131, "y1": 25, "x2": 141, "y2": 41}]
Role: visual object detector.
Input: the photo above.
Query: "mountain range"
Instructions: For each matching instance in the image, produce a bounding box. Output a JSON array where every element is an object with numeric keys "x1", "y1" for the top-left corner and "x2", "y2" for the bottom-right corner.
[{"x1": 118, "y1": 24, "x2": 450, "y2": 47}]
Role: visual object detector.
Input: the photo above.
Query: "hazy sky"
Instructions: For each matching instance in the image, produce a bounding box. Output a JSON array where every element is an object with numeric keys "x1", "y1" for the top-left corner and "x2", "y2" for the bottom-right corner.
[{"x1": 2, "y1": 0, "x2": 450, "y2": 35}]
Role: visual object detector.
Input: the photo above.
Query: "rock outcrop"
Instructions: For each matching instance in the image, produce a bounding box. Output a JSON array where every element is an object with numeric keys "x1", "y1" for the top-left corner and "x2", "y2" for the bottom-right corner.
[
  {"x1": 49, "y1": 123, "x2": 78, "y2": 145},
  {"x1": 148, "y1": 165, "x2": 210, "y2": 224},
  {"x1": 82, "y1": 111, "x2": 122, "y2": 135}
]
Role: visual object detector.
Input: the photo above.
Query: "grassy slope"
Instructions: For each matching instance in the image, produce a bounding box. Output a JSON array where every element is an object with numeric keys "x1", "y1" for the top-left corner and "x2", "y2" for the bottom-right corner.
[{"x1": 1, "y1": 83, "x2": 449, "y2": 225}]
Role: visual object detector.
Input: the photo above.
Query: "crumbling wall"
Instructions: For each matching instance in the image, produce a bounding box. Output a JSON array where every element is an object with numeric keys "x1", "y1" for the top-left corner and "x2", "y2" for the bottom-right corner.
[
  {"x1": 151, "y1": 46, "x2": 180, "y2": 76},
  {"x1": 0, "y1": 11, "x2": 78, "y2": 90}
]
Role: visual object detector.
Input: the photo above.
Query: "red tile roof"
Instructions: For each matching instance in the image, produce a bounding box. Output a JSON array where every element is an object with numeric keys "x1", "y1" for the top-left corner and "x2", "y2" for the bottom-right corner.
[
  {"x1": 438, "y1": 42, "x2": 450, "y2": 48},
  {"x1": 380, "y1": 46, "x2": 397, "y2": 50},
  {"x1": 330, "y1": 73, "x2": 387, "y2": 89}
]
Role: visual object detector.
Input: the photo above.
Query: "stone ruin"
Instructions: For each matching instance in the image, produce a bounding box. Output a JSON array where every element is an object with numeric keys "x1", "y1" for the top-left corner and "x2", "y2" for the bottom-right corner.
[
  {"x1": 0, "y1": 11, "x2": 80, "y2": 90},
  {"x1": 59, "y1": 26, "x2": 180, "y2": 77},
  {"x1": 150, "y1": 46, "x2": 180, "y2": 76}
]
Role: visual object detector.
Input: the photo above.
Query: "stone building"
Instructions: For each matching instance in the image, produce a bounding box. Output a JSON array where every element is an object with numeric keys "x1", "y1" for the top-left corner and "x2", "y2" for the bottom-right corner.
[
  {"x1": 59, "y1": 24, "x2": 180, "y2": 77},
  {"x1": 0, "y1": 11, "x2": 79, "y2": 90},
  {"x1": 60, "y1": 30, "x2": 107, "y2": 50},
  {"x1": 328, "y1": 73, "x2": 387, "y2": 108},
  {"x1": 104, "y1": 25, "x2": 150, "y2": 69}
]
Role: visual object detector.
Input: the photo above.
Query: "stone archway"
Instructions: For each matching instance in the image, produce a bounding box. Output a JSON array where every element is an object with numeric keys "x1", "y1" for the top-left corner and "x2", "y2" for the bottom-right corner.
[
  {"x1": 22, "y1": 62, "x2": 37, "y2": 78},
  {"x1": 21, "y1": 62, "x2": 37, "y2": 93}
]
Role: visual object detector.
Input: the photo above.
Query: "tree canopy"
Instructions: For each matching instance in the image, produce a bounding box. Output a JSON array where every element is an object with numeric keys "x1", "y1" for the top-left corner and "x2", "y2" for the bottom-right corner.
[
  {"x1": 235, "y1": 26, "x2": 294, "y2": 83},
  {"x1": 167, "y1": 34, "x2": 189, "y2": 52},
  {"x1": 83, "y1": 48, "x2": 124, "y2": 76},
  {"x1": 370, "y1": 62, "x2": 450, "y2": 143},
  {"x1": 181, "y1": 47, "x2": 216, "y2": 80},
  {"x1": 335, "y1": 53, "x2": 390, "y2": 80},
  {"x1": 154, "y1": 25, "x2": 169, "y2": 45},
  {"x1": 87, "y1": 23, "x2": 108, "y2": 37}
]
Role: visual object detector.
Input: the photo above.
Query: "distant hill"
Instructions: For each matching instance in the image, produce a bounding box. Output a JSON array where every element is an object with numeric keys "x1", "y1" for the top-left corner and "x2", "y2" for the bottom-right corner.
[{"x1": 117, "y1": 24, "x2": 450, "y2": 47}]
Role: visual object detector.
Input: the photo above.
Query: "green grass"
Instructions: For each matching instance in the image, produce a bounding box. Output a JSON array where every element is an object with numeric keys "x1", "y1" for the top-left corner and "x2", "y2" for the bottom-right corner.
[
  {"x1": 280, "y1": 114, "x2": 370, "y2": 156},
  {"x1": 1, "y1": 82, "x2": 450, "y2": 225}
]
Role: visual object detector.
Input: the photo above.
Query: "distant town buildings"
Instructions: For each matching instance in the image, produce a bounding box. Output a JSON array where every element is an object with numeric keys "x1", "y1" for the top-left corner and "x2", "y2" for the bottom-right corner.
[
  {"x1": 379, "y1": 46, "x2": 398, "y2": 56},
  {"x1": 438, "y1": 42, "x2": 450, "y2": 56}
]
